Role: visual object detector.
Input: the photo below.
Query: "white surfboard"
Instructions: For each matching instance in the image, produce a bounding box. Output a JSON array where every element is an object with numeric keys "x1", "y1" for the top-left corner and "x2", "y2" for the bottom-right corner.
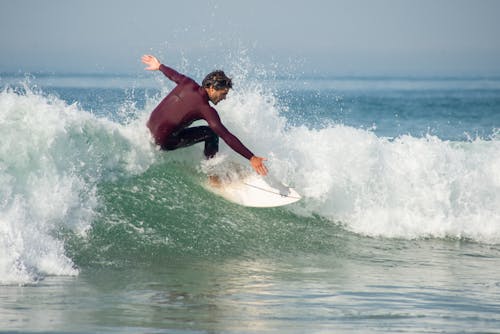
[{"x1": 207, "y1": 173, "x2": 301, "y2": 207}]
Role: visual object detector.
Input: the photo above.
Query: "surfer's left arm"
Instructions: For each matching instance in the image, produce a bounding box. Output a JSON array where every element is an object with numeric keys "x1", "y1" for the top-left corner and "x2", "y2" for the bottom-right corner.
[
  {"x1": 250, "y1": 156, "x2": 268, "y2": 176},
  {"x1": 205, "y1": 108, "x2": 268, "y2": 175}
]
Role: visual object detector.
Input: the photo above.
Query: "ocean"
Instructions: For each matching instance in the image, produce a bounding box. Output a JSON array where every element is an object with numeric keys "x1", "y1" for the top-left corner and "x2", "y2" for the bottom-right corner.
[{"x1": 1, "y1": 66, "x2": 500, "y2": 333}]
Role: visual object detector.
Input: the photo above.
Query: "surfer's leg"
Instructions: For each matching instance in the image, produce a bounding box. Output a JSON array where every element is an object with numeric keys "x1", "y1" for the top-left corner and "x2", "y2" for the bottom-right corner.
[
  {"x1": 161, "y1": 126, "x2": 219, "y2": 159},
  {"x1": 203, "y1": 129, "x2": 219, "y2": 159}
]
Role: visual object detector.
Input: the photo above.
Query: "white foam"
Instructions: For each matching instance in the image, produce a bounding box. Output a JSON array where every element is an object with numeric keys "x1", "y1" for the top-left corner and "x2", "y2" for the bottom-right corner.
[
  {"x1": 3, "y1": 69, "x2": 499, "y2": 286},
  {"x1": 0, "y1": 86, "x2": 156, "y2": 284},
  {"x1": 217, "y1": 77, "x2": 500, "y2": 244}
]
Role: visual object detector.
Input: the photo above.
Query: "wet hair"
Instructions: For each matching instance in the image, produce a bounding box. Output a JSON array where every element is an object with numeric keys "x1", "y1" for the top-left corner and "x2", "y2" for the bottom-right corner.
[{"x1": 202, "y1": 70, "x2": 233, "y2": 90}]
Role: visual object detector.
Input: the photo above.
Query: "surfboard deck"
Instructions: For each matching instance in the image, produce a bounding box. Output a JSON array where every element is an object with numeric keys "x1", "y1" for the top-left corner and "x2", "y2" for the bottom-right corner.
[{"x1": 206, "y1": 172, "x2": 301, "y2": 208}]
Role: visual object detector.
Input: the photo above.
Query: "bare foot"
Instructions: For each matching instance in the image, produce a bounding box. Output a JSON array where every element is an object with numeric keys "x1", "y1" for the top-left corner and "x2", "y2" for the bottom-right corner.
[{"x1": 208, "y1": 175, "x2": 222, "y2": 187}]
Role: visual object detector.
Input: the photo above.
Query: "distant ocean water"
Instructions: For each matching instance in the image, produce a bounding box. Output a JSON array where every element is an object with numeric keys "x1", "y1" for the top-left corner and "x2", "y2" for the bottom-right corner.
[{"x1": 1, "y1": 68, "x2": 500, "y2": 333}]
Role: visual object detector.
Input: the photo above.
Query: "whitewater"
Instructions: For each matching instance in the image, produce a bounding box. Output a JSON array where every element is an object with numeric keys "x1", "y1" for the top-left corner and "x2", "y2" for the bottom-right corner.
[
  {"x1": 1, "y1": 73, "x2": 500, "y2": 285},
  {"x1": 1, "y1": 70, "x2": 500, "y2": 333}
]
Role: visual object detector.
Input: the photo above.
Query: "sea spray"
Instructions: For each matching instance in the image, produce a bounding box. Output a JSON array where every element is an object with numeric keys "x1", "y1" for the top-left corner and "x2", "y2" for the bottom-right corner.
[
  {"x1": 218, "y1": 78, "x2": 500, "y2": 243},
  {"x1": 0, "y1": 86, "x2": 155, "y2": 284},
  {"x1": 2, "y1": 68, "x2": 499, "y2": 283}
]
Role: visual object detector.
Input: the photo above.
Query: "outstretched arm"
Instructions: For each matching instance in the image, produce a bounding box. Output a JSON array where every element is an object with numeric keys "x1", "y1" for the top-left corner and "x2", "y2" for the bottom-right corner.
[
  {"x1": 141, "y1": 54, "x2": 187, "y2": 84},
  {"x1": 205, "y1": 108, "x2": 268, "y2": 176},
  {"x1": 142, "y1": 54, "x2": 161, "y2": 71}
]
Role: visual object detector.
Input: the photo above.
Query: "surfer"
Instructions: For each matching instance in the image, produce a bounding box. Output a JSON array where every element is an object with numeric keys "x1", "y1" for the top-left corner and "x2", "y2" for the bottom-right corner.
[{"x1": 142, "y1": 54, "x2": 268, "y2": 176}]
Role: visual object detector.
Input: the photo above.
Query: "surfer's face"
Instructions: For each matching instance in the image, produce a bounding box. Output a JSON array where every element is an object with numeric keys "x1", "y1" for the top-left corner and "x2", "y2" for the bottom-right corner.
[{"x1": 207, "y1": 87, "x2": 230, "y2": 105}]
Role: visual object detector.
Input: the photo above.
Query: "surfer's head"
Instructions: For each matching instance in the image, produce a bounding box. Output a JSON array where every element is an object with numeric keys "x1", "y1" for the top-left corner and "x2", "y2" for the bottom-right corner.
[
  {"x1": 202, "y1": 70, "x2": 233, "y2": 90},
  {"x1": 203, "y1": 70, "x2": 232, "y2": 105}
]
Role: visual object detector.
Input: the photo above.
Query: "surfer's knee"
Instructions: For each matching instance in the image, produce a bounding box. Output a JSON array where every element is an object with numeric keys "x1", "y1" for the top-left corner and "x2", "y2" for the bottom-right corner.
[{"x1": 204, "y1": 129, "x2": 219, "y2": 159}]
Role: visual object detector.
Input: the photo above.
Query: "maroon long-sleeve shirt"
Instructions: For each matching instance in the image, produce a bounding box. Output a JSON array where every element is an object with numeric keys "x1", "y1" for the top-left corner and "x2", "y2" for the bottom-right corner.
[{"x1": 147, "y1": 64, "x2": 254, "y2": 160}]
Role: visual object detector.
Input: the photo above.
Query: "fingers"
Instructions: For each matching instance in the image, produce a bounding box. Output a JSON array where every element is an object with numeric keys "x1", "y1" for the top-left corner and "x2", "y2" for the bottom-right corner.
[
  {"x1": 257, "y1": 164, "x2": 268, "y2": 176},
  {"x1": 257, "y1": 158, "x2": 268, "y2": 176},
  {"x1": 141, "y1": 55, "x2": 151, "y2": 69},
  {"x1": 141, "y1": 55, "x2": 152, "y2": 64},
  {"x1": 141, "y1": 54, "x2": 160, "y2": 71},
  {"x1": 251, "y1": 156, "x2": 268, "y2": 176}
]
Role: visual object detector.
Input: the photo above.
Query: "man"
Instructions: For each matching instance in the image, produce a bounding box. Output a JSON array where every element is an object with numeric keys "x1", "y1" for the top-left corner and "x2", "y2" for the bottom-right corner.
[{"x1": 142, "y1": 54, "x2": 268, "y2": 176}]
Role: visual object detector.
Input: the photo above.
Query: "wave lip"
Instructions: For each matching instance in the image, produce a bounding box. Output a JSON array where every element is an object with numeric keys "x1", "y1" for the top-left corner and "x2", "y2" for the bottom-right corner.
[
  {"x1": 219, "y1": 81, "x2": 500, "y2": 244},
  {"x1": 2, "y1": 72, "x2": 500, "y2": 283},
  {"x1": 0, "y1": 86, "x2": 155, "y2": 284}
]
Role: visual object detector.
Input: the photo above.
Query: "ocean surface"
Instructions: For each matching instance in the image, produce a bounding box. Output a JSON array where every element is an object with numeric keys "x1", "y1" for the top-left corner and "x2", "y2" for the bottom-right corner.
[{"x1": 1, "y1": 66, "x2": 500, "y2": 333}]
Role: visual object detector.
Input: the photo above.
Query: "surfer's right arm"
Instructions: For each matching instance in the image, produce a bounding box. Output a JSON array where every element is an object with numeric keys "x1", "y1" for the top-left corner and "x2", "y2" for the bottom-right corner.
[
  {"x1": 142, "y1": 54, "x2": 161, "y2": 71},
  {"x1": 141, "y1": 54, "x2": 187, "y2": 84}
]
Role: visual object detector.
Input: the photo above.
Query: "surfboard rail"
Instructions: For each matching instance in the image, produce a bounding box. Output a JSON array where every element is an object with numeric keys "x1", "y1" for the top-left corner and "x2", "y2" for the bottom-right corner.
[{"x1": 207, "y1": 173, "x2": 301, "y2": 207}]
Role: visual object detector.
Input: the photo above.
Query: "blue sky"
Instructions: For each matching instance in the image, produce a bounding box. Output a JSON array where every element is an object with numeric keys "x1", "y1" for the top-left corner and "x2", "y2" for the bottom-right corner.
[{"x1": 1, "y1": 0, "x2": 500, "y2": 76}]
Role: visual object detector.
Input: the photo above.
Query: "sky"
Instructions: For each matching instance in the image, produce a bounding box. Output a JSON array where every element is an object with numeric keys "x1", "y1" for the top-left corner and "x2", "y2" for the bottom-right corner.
[{"x1": 1, "y1": 0, "x2": 500, "y2": 76}]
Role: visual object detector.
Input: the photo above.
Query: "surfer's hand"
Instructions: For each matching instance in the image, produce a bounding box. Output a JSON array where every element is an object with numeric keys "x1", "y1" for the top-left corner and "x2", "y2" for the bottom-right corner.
[
  {"x1": 250, "y1": 156, "x2": 268, "y2": 176},
  {"x1": 142, "y1": 54, "x2": 161, "y2": 71}
]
